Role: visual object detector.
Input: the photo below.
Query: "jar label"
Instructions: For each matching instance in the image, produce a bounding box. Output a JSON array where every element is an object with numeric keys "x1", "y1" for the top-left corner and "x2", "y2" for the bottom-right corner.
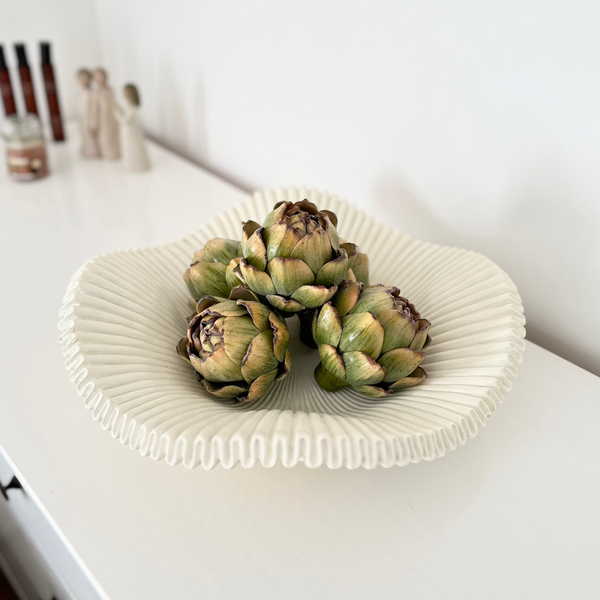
[{"x1": 6, "y1": 146, "x2": 48, "y2": 181}]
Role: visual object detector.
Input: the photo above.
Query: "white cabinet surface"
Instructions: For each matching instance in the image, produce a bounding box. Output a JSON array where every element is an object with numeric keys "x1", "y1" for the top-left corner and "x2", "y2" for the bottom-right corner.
[
  {"x1": 0, "y1": 124, "x2": 599, "y2": 600},
  {"x1": 0, "y1": 450, "x2": 102, "y2": 600}
]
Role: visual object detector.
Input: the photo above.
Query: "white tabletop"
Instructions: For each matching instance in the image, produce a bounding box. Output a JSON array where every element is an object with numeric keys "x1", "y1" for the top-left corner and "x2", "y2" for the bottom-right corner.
[{"x1": 1, "y1": 124, "x2": 599, "y2": 600}]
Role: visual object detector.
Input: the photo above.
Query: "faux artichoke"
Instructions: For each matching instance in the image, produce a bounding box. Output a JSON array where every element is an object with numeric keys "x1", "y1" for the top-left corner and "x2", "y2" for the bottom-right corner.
[
  {"x1": 183, "y1": 238, "x2": 242, "y2": 301},
  {"x1": 235, "y1": 199, "x2": 368, "y2": 314},
  {"x1": 312, "y1": 283, "x2": 431, "y2": 397},
  {"x1": 177, "y1": 291, "x2": 291, "y2": 402}
]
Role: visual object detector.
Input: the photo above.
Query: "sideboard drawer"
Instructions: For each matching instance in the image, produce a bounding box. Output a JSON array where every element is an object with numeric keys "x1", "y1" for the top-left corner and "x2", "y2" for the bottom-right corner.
[{"x1": 0, "y1": 449, "x2": 103, "y2": 600}]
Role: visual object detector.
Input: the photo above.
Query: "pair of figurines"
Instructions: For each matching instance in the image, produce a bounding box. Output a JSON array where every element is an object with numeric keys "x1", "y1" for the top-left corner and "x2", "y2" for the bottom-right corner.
[{"x1": 76, "y1": 68, "x2": 150, "y2": 172}]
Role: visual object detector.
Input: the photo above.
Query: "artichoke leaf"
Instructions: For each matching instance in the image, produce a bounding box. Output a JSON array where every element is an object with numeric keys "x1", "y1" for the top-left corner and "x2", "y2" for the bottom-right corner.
[
  {"x1": 225, "y1": 257, "x2": 243, "y2": 289},
  {"x1": 352, "y1": 252, "x2": 369, "y2": 286},
  {"x1": 176, "y1": 337, "x2": 191, "y2": 364},
  {"x1": 315, "y1": 249, "x2": 348, "y2": 287},
  {"x1": 314, "y1": 302, "x2": 343, "y2": 347},
  {"x1": 202, "y1": 300, "x2": 247, "y2": 318},
  {"x1": 318, "y1": 344, "x2": 346, "y2": 380},
  {"x1": 202, "y1": 380, "x2": 248, "y2": 399},
  {"x1": 321, "y1": 209, "x2": 338, "y2": 227},
  {"x1": 290, "y1": 227, "x2": 333, "y2": 275},
  {"x1": 193, "y1": 347, "x2": 244, "y2": 382},
  {"x1": 351, "y1": 384, "x2": 389, "y2": 398},
  {"x1": 340, "y1": 242, "x2": 357, "y2": 267},
  {"x1": 410, "y1": 319, "x2": 431, "y2": 351},
  {"x1": 339, "y1": 312, "x2": 384, "y2": 359},
  {"x1": 241, "y1": 330, "x2": 279, "y2": 383},
  {"x1": 265, "y1": 295, "x2": 305, "y2": 312},
  {"x1": 263, "y1": 223, "x2": 303, "y2": 261},
  {"x1": 314, "y1": 363, "x2": 349, "y2": 392},
  {"x1": 377, "y1": 348, "x2": 425, "y2": 383},
  {"x1": 221, "y1": 316, "x2": 261, "y2": 364},
  {"x1": 237, "y1": 300, "x2": 272, "y2": 331},
  {"x1": 290, "y1": 285, "x2": 337, "y2": 309},
  {"x1": 275, "y1": 349, "x2": 292, "y2": 381},
  {"x1": 245, "y1": 368, "x2": 279, "y2": 402},
  {"x1": 228, "y1": 285, "x2": 260, "y2": 302},
  {"x1": 343, "y1": 351, "x2": 386, "y2": 385},
  {"x1": 349, "y1": 285, "x2": 396, "y2": 316},
  {"x1": 294, "y1": 199, "x2": 319, "y2": 215},
  {"x1": 378, "y1": 309, "x2": 417, "y2": 354},
  {"x1": 269, "y1": 312, "x2": 291, "y2": 361},
  {"x1": 262, "y1": 203, "x2": 288, "y2": 229},
  {"x1": 267, "y1": 257, "x2": 314, "y2": 296},
  {"x1": 188, "y1": 261, "x2": 231, "y2": 298},
  {"x1": 184, "y1": 268, "x2": 202, "y2": 301},
  {"x1": 193, "y1": 238, "x2": 241, "y2": 265},
  {"x1": 195, "y1": 295, "x2": 226, "y2": 315},
  {"x1": 389, "y1": 367, "x2": 428, "y2": 389},
  {"x1": 332, "y1": 280, "x2": 361, "y2": 317},
  {"x1": 243, "y1": 226, "x2": 268, "y2": 271},
  {"x1": 323, "y1": 214, "x2": 340, "y2": 251},
  {"x1": 344, "y1": 268, "x2": 357, "y2": 282},
  {"x1": 239, "y1": 260, "x2": 277, "y2": 296},
  {"x1": 241, "y1": 220, "x2": 261, "y2": 245}
]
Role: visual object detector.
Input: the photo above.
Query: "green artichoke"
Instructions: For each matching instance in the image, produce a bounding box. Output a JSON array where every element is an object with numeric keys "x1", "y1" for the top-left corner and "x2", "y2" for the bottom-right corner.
[
  {"x1": 177, "y1": 291, "x2": 291, "y2": 402},
  {"x1": 235, "y1": 199, "x2": 367, "y2": 314},
  {"x1": 183, "y1": 238, "x2": 242, "y2": 301},
  {"x1": 312, "y1": 283, "x2": 431, "y2": 397}
]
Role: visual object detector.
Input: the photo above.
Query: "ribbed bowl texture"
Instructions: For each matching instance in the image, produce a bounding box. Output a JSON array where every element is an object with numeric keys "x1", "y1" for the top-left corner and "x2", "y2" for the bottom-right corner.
[{"x1": 58, "y1": 186, "x2": 526, "y2": 469}]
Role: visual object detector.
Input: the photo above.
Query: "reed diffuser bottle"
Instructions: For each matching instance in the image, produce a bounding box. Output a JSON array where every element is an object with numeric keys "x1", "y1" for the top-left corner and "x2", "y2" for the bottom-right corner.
[
  {"x1": 40, "y1": 42, "x2": 65, "y2": 141},
  {"x1": 0, "y1": 45, "x2": 17, "y2": 117},
  {"x1": 14, "y1": 43, "x2": 38, "y2": 115}
]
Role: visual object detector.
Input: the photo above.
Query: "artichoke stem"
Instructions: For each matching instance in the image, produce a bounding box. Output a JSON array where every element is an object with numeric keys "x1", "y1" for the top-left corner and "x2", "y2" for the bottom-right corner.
[
  {"x1": 314, "y1": 363, "x2": 349, "y2": 392},
  {"x1": 298, "y1": 309, "x2": 318, "y2": 348}
]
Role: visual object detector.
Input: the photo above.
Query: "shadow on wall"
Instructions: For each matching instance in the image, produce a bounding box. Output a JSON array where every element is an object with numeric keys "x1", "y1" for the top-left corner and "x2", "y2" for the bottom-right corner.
[
  {"x1": 157, "y1": 62, "x2": 193, "y2": 160},
  {"x1": 149, "y1": 60, "x2": 252, "y2": 193},
  {"x1": 372, "y1": 166, "x2": 600, "y2": 376}
]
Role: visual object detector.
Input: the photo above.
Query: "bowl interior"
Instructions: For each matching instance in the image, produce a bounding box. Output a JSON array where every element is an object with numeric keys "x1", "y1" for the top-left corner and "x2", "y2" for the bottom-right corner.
[{"x1": 60, "y1": 187, "x2": 525, "y2": 468}]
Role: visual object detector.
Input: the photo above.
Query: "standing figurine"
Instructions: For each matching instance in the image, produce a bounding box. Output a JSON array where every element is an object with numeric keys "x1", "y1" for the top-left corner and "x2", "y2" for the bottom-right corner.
[
  {"x1": 91, "y1": 68, "x2": 120, "y2": 160},
  {"x1": 115, "y1": 83, "x2": 150, "y2": 172},
  {"x1": 75, "y1": 68, "x2": 99, "y2": 158}
]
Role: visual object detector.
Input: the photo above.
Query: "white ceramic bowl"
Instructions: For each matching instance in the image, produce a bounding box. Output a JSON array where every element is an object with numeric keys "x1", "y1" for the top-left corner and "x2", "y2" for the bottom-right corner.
[{"x1": 59, "y1": 186, "x2": 525, "y2": 469}]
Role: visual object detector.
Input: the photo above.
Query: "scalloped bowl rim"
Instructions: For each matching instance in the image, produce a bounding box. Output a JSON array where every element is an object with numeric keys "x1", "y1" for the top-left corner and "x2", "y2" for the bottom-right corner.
[{"x1": 58, "y1": 187, "x2": 526, "y2": 470}]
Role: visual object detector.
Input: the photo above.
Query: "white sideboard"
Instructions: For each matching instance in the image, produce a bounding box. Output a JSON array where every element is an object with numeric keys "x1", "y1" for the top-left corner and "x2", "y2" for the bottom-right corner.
[{"x1": 0, "y1": 124, "x2": 599, "y2": 600}]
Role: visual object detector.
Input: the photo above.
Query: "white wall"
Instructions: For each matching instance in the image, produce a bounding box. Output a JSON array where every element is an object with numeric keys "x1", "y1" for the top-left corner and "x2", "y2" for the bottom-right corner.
[
  {"x1": 100, "y1": 1, "x2": 600, "y2": 374},
  {"x1": 0, "y1": 0, "x2": 101, "y2": 123}
]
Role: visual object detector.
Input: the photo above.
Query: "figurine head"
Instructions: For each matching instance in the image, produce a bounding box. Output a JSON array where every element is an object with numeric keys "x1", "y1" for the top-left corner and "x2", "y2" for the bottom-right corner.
[
  {"x1": 93, "y1": 68, "x2": 108, "y2": 86},
  {"x1": 77, "y1": 68, "x2": 92, "y2": 88},
  {"x1": 123, "y1": 83, "x2": 141, "y2": 107}
]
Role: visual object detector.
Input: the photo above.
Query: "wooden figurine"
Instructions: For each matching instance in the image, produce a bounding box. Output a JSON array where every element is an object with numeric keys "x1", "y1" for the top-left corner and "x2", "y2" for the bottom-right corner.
[
  {"x1": 115, "y1": 84, "x2": 150, "y2": 172},
  {"x1": 75, "y1": 68, "x2": 99, "y2": 158},
  {"x1": 91, "y1": 68, "x2": 120, "y2": 160}
]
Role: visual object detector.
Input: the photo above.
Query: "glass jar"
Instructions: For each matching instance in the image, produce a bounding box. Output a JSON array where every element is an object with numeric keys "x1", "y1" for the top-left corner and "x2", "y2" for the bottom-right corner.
[{"x1": 2, "y1": 114, "x2": 49, "y2": 181}]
